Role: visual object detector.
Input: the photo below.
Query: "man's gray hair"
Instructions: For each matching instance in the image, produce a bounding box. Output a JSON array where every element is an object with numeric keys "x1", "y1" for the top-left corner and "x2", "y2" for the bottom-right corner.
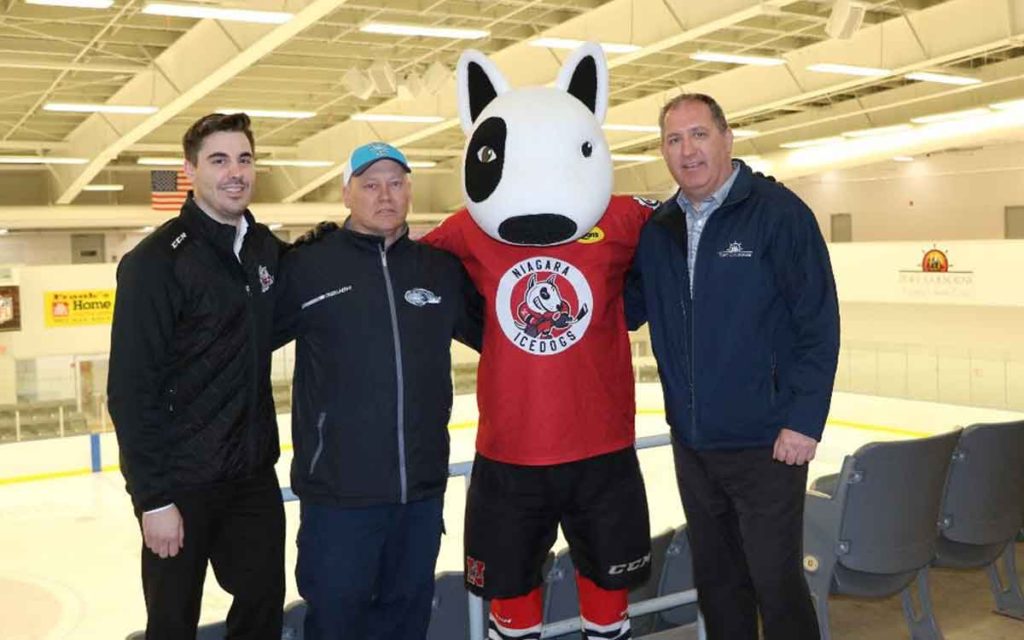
[{"x1": 659, "y1": 93, "x2": 729, "y2": 137}]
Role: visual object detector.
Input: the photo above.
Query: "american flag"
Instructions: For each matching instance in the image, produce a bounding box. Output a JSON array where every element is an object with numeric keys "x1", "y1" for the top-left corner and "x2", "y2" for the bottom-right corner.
[{"x1": 150, "y1": 170, "x2": 192, "y2": 211}]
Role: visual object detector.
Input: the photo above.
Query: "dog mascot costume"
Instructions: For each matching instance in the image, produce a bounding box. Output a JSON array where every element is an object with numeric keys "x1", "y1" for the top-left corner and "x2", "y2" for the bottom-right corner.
[{"x1": 423, "y1": 43, "x2": 657, "y2": 640}]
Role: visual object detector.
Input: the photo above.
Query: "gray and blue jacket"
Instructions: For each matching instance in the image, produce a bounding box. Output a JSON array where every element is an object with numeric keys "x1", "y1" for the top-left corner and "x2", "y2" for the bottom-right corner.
[{"x1": 275, "y1": 224, "x2": 481, "y2": 506}]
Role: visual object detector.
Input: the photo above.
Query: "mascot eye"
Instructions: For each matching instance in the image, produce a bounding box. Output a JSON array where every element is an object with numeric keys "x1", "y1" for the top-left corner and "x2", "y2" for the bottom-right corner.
[
  {"x1": 477, "y1": 146, "x2": 498, "y2": 163},
  {"x1": 540, "y1": 289, "x2": 551, "y2": 300},
  {"x1": 581, "y1": 141, "x2": 593, "y2": 158}
]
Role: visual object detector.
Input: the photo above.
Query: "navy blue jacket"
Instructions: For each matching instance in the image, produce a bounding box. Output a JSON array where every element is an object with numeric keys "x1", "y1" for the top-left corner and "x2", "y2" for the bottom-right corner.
[{"x1": 626, "y1": 162, "x2": 840, "y2": 450}]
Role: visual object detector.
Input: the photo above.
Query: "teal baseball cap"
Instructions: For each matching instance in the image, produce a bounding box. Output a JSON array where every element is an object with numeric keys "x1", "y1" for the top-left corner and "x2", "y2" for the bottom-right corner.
[{"x1": 343, "y1": 142, "x2": 411, "y2": 184}]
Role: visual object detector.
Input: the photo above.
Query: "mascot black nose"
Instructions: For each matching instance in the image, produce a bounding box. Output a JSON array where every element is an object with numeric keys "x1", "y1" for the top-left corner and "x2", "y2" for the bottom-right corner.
[{"x1": 498, "y1": 214, "x2": 578, "y2": 245}]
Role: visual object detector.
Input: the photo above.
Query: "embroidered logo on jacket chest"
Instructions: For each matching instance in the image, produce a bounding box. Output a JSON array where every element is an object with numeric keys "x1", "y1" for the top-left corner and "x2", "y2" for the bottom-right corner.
[
  {"x1": 718, "y1": 241, "x2": 753, "y2": 258},
  {"x1": 258, "y1": 265, "x2": 274, "y2": 292},
  {"x1": 495, "y1": 256, "x2": 593, "y2": 356}
]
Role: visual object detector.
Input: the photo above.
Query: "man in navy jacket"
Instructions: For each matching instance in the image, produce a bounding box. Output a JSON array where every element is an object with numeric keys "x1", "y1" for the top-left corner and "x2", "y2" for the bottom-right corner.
[{"x1": 626, "y1": 94, "x2": 839, "y2": 640}]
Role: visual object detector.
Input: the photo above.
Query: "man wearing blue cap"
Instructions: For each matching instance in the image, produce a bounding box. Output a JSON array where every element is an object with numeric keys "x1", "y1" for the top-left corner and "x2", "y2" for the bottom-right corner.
[{"x1": 275, "y1": 142, "x2": 481, "y2": 640}]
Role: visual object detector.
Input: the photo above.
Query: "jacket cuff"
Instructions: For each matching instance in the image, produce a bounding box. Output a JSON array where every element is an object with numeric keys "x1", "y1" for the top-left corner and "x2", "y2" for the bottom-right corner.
[{"x1": 787, "y1": 397, "x2": 829, "y2": 441}]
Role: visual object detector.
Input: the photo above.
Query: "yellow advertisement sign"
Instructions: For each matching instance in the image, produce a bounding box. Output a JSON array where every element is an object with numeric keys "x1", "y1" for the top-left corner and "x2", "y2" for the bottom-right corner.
[{"x1": 44, "y1": 289, "x2": 115, "y2": 327}]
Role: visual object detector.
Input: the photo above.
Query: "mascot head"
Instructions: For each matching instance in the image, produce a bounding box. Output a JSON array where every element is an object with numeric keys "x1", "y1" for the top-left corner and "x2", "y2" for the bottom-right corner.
[{"x1": 456, "y1": 43, "x2": 612, "y2": 246}]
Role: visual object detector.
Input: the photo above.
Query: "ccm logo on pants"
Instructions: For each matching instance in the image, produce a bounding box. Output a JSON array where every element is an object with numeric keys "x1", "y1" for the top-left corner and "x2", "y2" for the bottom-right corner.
[{"x1": 608, "y1": 553, "x2": 651, "y2": 575}]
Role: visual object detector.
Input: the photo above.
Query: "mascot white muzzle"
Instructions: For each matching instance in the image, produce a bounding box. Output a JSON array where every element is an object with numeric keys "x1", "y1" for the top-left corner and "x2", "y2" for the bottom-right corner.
[{"x1": 456, "y1": 43, "x2": 612, "y2": 246}]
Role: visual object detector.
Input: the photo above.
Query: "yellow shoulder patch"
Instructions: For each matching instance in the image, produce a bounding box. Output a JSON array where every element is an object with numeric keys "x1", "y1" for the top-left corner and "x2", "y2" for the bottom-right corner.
[{"x1": 578, "y1": 226, "x2": 605, "y2": 244}]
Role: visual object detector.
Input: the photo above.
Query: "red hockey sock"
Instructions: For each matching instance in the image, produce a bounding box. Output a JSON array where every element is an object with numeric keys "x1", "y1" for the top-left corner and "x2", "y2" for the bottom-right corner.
[
  {"x1": 489, "y1": 588, "x2": 543, "y2": 639},
  {"x1": 576, "y1": 573, "x2": 631, "y2": 639}
]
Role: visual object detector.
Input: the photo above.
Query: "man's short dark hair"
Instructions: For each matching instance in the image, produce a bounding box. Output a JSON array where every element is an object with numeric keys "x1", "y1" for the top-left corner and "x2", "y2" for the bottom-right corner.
[
  {"x1": 182, "y1": 113, "x2": 255, "y2": 164},
  {"x1": 659, "y1": 94, "x2": 729, "y2": 137}
]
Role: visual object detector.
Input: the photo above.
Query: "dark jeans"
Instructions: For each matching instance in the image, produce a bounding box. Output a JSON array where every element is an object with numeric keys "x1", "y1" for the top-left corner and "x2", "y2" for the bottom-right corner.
[
  {"x1": 672, "y1": 440, "x2": 819, "y2": 640},
  {"x1": 296, "y1": 496, "x2": 444, "y2": 640},
  {"x1": 140, "y1": 470, "x2": 285, "y2": 640}
]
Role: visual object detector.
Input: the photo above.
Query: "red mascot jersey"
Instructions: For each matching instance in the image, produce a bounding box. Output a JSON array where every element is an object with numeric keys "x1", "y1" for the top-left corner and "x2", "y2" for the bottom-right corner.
[{"x1": 422, "y1": 195, "x2": 655, "y2": 465}]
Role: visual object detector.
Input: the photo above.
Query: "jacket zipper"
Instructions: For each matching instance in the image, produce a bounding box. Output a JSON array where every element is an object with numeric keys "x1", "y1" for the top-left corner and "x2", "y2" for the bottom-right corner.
[
  {"x1": 380, "y1": 244, "x2": 408, "y2": 504},
  {"x1": 239, "y1": 237, "x2": 259, "y2": 464},
  {"x1": 770, "y1": 352, "x2": 778, "y2": 404},
  {"x1": 309, "y1": 411, "x2": 327, "y2": 475}
]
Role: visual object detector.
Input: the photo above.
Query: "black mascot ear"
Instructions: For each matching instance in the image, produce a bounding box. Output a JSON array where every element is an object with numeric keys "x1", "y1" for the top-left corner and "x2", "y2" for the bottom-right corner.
[
  {"x1": 555, "y1": 42, "x2": 609, "y2": 123},
  {"x1": 457, "y1": 50, "x2": 510, "y2": 134},
  {"x1": 467, "y1": 62, "x2": 498, "y2": 124},
  {"x1": 566, "y1": 55, "x2": 598, "y2": 114}
]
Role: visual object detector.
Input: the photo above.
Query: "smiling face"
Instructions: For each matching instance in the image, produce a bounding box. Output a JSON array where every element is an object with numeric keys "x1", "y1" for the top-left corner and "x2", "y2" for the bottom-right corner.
[
  {"x1": 661, "y1": 99, "x2": 734, "y2": 203},
  {"x1": 184, "y1": 130, "x2": 254, "y2": 225},
  {"x1": 343, "y1": 159, "x2": 412, "y2": 244}
]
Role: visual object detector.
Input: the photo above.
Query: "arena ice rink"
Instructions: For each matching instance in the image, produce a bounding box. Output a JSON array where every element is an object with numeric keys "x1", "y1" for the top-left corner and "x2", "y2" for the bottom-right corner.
[{"x1": 2, "y1": 386, "x2": 1022, "y2": 640}]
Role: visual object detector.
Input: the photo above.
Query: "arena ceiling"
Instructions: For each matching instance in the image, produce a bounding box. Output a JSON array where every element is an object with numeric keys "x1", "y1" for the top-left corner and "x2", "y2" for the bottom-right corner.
[{"x1": 1, "y1": 0, "x2": 1023, "y2": 226}]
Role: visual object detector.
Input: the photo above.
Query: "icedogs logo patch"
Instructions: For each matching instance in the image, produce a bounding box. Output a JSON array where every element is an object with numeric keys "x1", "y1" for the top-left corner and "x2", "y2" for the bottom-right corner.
[{"x1": 496, "y1": 256, "x2": 593, "y2": 356}]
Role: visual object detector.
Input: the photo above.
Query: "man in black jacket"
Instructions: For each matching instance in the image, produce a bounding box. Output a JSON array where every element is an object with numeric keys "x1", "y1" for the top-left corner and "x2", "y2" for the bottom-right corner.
[
  {"x1": 275, "y1": 142, "x2": 481, "y2": 640},
  {"x1": 108, "y1": 113, "x2": 285, "y2": 640}
]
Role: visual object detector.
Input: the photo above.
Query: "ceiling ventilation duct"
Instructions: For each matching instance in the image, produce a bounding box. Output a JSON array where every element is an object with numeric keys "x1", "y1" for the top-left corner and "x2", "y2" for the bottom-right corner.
[{"x1": 826, "y1": 0, "x2": 868, "y2": 40}]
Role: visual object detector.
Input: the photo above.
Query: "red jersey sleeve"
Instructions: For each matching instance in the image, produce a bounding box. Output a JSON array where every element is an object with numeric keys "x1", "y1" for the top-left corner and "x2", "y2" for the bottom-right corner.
[{"x1": 421, "y1": 209, "x2": 471, "y2": 260}]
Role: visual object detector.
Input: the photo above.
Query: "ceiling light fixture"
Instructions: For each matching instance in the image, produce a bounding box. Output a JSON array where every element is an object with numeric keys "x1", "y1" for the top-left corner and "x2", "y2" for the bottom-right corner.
[
  {"x1": 44, "y1": 102, "x2": 158, "y2": 115},
  {"x1": 892, "y1": 156, "x2": 914, "y2": 162},
  {"x1": 258, "y1": 159, "x2": 334, "y2": 168},
  {"x1": 690, "y1": 51, "x2": 786, "y2": 66},
  {"x1": 841, "y1": 124, "x2": 914, "y2": 138},
  {"x1": 990, "y1": 99, "x2": 1024, "y2": 111},
  {"x1": 216, "y1": 108, "x2": 316, "y2": 119},
  {"x1": 268, "y1": 223, "x2": 284, "y2": 230},
  {"x1": 905, "y1": 71, "x2": 981, "y2": 86},
  {"x1": 351, "y1": 114, "x2": 445, "y2": 124},
  {"x1": 731, "y1": 128, "x2": 760, "y2": 138},
  {"x1": 0, "y1": 228, "x2": 8, "y2": 235},
  {"x1": 407, "y1": 161, "x2": 438, "y2": 168},
  {"x1": 360, "y1": 22, "x2": 489, "y2": 40},
  {"x1": 141, "y1": 3, "x2": 293, "y2": 25},
  {"x1": 806, "y1": 63, "x2": 891, "y2": 77},
  {"x1": 0, "y1": 155, "x2": 88, "y2": 164},
  {"x1": 137, "y1": 157, "x2": 184, "y2": 166},
  {"x1": 779, "y1": 136, "x2": 845, "y2": 149},
  {"x1": 82, "y1": 184, "x2": 125, "y2": 191},
  {"x1": 530, "y1": 38, "x2": 641, "y2": 54},
  {"x1": 26, "y1": 0, "x2": 113, "y2": 8},
  {"x1": 910, "y1": 108, "x2": 990, "y2": 124}
]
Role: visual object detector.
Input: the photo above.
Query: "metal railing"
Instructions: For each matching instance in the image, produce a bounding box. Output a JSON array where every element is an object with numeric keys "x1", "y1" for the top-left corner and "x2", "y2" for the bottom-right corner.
[{"x1": 282, "y1": 433, "x2": 706, "y2": 640}]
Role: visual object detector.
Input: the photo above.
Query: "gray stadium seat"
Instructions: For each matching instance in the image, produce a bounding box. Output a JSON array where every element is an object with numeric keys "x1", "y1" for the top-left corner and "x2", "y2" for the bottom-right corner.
[
  {"x1": 656, "y1": 524, "x2": 699, "y2": 629},
  {"x1": 628, "y1": 527, "x2": 676, "y2": 636},
  {"x1": 127, "y1": 621, "x2": 226, "y2": 640},
  {"x1": 195, "y1": 621, "x2": 226, "y2": 639},
  {"x1": 426, "y1": 571, "x2": 470, "y2": 640},
  {"x1": 932, "y1": 420, "x2": 1024, "y2": 620},
  {"x1": 282, "y1": 599, "x2": 307, "y2": 640},
  {"x1": 542, "y1": 549, "x2": 581, "y2": 639},
  {"x1": 803, "y1": 430, "x2": 960, "y2": 640}
]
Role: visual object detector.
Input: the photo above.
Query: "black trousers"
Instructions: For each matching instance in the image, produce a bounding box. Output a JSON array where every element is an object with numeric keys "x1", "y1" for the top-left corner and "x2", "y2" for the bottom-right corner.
[
  {"x1": 139, "y1": 470, "x2": 285, "y2": 640},
  {"x1": 672, "y1": 440, "x2": 819, "y2": 640}
]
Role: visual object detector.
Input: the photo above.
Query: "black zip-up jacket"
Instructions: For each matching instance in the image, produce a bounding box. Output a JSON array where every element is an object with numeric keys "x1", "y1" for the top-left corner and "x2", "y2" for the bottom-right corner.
[
  {"x1": 275, "y1": 224, "x2": 482, "y2": 507},
  {"x1": 108, "y1": 197, "x2": 283, "y2": 512}
]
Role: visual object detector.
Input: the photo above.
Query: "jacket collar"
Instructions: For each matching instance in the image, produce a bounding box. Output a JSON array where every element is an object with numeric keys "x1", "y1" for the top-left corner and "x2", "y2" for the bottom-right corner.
[
  {"x1": 653, "y1": 159, "x2": 755, "y2": 237},
  {"x1": 178, "y1": 193, "x2": 256, "y2": 257},
  {"x1": 340, "y1": 217, "x2": 411, "y2": 252}
]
